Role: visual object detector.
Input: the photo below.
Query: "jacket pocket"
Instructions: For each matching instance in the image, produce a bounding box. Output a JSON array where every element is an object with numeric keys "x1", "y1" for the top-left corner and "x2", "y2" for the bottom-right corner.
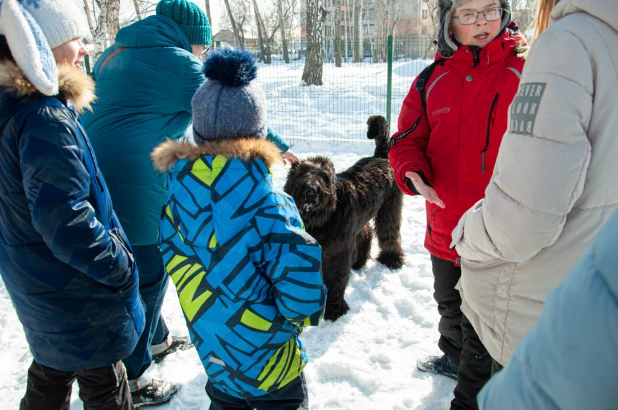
[{"x1": 108, "y1": 228, "x2": 136, "y2": 291}]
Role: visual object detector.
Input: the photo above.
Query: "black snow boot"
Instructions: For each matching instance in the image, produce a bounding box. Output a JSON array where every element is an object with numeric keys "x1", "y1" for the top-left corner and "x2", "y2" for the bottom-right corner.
[
  {"x1": 152, "y1": 336, "x2": 193, "y2": 363},
  {"x1": 417, "y1": 354, "x2": 459, "y2": 380},
  {"x1": 131, "y1": 379, "x2": 181, "y2": 408}
]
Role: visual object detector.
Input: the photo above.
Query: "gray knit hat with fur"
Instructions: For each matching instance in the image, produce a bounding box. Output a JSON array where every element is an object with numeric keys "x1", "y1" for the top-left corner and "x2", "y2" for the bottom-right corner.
[{"x1": 437, "y1": 0, "x2": 512, "y2": 58}]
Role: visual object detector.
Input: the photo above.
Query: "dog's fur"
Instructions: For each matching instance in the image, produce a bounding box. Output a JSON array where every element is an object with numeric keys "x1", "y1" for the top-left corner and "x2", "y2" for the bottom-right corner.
[{"x1": 284, "y1": 115, "x2": 404, "y2": 322}]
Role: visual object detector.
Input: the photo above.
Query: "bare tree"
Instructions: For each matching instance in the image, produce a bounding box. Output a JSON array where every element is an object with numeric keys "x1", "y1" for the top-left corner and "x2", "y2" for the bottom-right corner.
[
  {"x1": 334, "y1": 0, "x2": 342, "y2": 67},
  {"x1": 277, "y1": 0, "x2": 290, "y2": 63},
  {"x1": 423, "y1": 0, "x2": 440, "y2": 59},
  {"x1": 302, "y1": 0, "x2": 327, "y2": 86},
  {"x1": 106, "y1": 0, "x2": 121, "y2": 43},
  {"x1": 204, "y1": 0, "x2": 212, "y2": 28},
  {"x1": 511, "y1": 0, "x2": 538, "y2": 36},
  {"x1": 372, "y1": 0, "x2": 402, "y2": 62},
  {"x1": 83, "y1": 0, "x2": 95, "y2": 31},
  {"x1": 92, "y1": 0, "x2": 109, "y2": 61},
  {"x1": 223, "y1": 0, "x2": 246, "y2": 47},
  {"x1": 132, "y1": 0, "x2": 143, "y2": 20},
  {"x1": 252, "y1": 0, "x2": 272, "y2": 63},
  {"x1": 352, "y1": 0, "x2": 361, "y2": 62}
]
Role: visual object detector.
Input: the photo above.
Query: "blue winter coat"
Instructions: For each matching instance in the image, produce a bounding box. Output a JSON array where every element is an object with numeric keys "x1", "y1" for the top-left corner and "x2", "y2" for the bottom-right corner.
[
  {"x1": 0, "y1": 62, "x2": 145, "y2": 371},
  {"x1": 478, "y1": 208, "x2": 618, "y2": 409},
  {"x1": 83, "y1": 15, "x2": 205, "y2": 245},
  {"x1": 152, "y1": 138, "x2": 326, "y2": 398}
]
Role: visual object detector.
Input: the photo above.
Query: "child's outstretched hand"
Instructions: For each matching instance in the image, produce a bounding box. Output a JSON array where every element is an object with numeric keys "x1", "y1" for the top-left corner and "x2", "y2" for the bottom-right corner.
[
  {"x1": 282, "y1": 150, "x2": 301, "y2": 165},
  {"x1": 406, "y1": 171, "x2": 445, "y2": 208}
]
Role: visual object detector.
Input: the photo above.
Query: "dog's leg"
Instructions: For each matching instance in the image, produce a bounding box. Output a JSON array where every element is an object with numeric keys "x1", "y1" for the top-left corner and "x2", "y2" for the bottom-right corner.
[
  {"x1": 375, "y1": 191, "x2": 405, "y2": 270},
  {"x1": 322, "y1": 251, "x2": 353, "y2": 322},
  {"x1": 352, "y1": 224, "x2": 373, "y2": 270}
]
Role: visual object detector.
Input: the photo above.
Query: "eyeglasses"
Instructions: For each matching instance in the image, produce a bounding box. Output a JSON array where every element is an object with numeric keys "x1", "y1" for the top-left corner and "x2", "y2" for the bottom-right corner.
[{"x1": 453, "y1": 7, "x2": 503, "y2": 25}]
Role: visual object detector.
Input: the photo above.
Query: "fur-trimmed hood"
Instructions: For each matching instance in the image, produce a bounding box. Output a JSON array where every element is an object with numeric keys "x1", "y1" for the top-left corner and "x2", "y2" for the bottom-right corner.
[
  {"x1": 0, "y1": 60, "x2": 95, "y2": 114},
  {"x1": 152, "y1": 137, "x2": 283, "y2": 172},
  {"x1": 154, "y1": 137, "x2": 286, "y2": 249}
]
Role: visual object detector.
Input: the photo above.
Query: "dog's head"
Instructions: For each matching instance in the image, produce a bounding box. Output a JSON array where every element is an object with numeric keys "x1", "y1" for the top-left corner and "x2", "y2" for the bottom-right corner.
[{"x1": 284, "y1": 156, "x2": 338, "y2": 227}]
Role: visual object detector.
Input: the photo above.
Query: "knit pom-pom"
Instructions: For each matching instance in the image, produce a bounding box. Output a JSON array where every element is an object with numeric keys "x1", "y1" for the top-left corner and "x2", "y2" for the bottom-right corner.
[{"x1": 203, "y1": 48, "x2": 258, "y2": 86}]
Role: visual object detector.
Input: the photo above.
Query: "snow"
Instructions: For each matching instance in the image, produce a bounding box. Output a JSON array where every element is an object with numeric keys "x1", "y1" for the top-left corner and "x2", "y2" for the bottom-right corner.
[
  {"x1": 255, "y1": 60, "x2": 432, "y2": 144},
  {"x1": 0, "y1": 61, "x2": 457, "y2": 409}
]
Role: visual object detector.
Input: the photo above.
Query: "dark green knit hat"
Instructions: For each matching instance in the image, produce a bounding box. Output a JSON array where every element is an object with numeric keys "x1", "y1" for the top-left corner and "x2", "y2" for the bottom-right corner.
[{"x1": 156, "y1": 0, "x2": 212, "y2": 46}]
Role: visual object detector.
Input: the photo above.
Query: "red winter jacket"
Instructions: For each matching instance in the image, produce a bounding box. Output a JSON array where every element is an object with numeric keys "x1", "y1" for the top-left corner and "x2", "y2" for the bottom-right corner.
[{"x1": 388, "y1": 31, "x2": 525, "y2": 263}]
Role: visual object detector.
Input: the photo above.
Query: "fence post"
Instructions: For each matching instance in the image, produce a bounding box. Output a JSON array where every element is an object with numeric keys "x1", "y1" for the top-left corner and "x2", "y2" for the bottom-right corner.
[{"x1": 386, "y1": 35, "x2": 393, "y2": 132}]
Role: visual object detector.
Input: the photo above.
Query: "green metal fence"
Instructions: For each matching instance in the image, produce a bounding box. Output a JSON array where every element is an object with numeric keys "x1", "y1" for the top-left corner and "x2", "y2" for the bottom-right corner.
[{"x1": 253, "y1": 35, "x2": 436, "y2": 145}]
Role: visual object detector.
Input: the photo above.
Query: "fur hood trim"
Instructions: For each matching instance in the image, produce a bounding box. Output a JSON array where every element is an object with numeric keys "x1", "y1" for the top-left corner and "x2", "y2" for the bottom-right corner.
[
  {"x1": 152, "y1": 138, "x2": 283, "y2": 172},
  {"x1": 0, "y1": 61, "x2": 95, "y2": 113}
]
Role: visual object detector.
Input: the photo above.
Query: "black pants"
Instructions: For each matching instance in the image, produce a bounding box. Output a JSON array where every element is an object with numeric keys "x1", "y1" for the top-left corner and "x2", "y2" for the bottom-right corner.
[
  {"x1": 431, "y1": 256, "x2": 493, "y2": 410},
  {"x1": 20, "y1": 360, "x2": 132, "y2": 410},
  {"x1": 431, "y1": 255, "x2": 463, "y2": 364},
  {"x1": 206, "y1": 373, "x2": 308, "y2": 410}
]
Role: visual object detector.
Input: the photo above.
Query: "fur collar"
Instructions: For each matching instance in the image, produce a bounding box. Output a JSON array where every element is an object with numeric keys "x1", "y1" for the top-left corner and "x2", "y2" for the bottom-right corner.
[
  {"x1": 152, "y1": 138, "x2": 283, "y2": 172},
  {"x1": 0, "y1": 61, "x2": 95, "y2": 113}
]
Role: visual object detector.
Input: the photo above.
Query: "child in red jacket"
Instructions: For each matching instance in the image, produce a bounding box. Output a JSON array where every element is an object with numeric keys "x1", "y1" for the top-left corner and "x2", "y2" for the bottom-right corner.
[{"x1": 388, "y1": 0, "x2": 525, "y2": 408}]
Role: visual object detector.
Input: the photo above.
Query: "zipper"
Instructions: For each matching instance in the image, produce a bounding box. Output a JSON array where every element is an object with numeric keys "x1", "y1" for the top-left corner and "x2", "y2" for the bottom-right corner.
[
  {"x1": 473, "y1": 48, "x2": 481, "y2": 67},
  {"x1": 481, "y1": 95, "x2": 499, "y2": 173}
]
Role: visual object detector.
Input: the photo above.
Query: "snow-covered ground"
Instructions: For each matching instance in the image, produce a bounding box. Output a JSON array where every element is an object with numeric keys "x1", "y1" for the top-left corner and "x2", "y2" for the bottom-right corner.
[{"x1": 0, "y1": 61, "x2": 458, "y2": 409}]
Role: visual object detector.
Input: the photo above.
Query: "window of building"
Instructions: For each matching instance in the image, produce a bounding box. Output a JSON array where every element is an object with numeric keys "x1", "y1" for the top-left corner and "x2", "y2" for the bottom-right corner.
[{"x1": 422, "y1": 9, "x2": 427, "y2": 19}]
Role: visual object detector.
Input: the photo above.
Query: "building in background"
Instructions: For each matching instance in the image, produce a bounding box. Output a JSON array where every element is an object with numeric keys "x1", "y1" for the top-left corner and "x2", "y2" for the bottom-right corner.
[{"x1": 301, "y1": 0, "x2": 436, "y2": 62}]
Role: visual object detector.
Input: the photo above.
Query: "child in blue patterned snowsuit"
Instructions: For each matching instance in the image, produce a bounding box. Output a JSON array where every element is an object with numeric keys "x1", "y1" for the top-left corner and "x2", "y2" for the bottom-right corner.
[{"x1": 151, "y1": 48, "x2": 326, "y2": 410}]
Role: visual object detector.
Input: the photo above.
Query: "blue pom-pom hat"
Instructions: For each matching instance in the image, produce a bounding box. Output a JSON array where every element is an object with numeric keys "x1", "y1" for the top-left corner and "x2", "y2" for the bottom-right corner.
[{"x1": 192, "y1": 47, "x2": 267, "y2": 142}]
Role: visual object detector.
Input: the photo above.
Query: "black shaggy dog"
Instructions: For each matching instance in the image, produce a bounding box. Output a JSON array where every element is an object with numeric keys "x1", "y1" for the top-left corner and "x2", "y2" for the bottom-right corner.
[{"x1": 284, "y1": 115, "x2": 404, "y2": 322}]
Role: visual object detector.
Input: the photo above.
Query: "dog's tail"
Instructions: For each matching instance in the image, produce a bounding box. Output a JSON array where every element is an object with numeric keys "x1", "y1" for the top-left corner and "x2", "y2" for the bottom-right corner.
[{"x1": 367, "y1": 115, "x2": 390, "y2": 158}]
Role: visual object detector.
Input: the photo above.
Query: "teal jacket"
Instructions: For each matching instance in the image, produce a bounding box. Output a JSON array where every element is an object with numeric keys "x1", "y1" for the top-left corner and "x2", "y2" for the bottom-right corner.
[
  {"x1": 83, "y1": 15, "x2": 205, "y2": 245},
  {"x1": 152, "y1": 137, "x2": 326, "y2": 398}
]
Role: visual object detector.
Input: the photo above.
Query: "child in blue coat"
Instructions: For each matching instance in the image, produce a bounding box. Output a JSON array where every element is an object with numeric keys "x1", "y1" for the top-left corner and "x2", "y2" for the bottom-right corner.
[{"x1": 152, "y1": 48, "x2": 326, "y2": 410}]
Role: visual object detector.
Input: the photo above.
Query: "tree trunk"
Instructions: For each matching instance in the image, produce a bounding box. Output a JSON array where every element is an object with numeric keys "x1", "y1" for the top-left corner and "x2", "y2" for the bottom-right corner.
[
  {"x1": 223, "y1": 0, "x2": 243, "y2": 47},
  {"x1": 353, "y1": 0, "x2": 361, "y2": 63},
  {"x1": 204, "y1": 0, "x2": 212, "y2": 29},
  {"x1": 278, "y1": 0, "x2": 289, "y2": 63},
  {"x1": 334, "y1": 0, "x2": 341, "y2": 67},
  {"x1": 82, "y1": 0, "x2": 95, "y2": 33},
  {"x1": 132, "y1": 0, "x2": 142, "y2": 20},
  {"x1": 106, "y1": 0, "x2": 120, "y2": 44},
  {"x1": 93, "y1": 0, "x2": 108, "y2": 62},
  {"x1": 252, "y1": 0, "x2": 271, "y2": 64},
  {"x1": 302, "y1": 0, "x2": 326, "y2": 86}
]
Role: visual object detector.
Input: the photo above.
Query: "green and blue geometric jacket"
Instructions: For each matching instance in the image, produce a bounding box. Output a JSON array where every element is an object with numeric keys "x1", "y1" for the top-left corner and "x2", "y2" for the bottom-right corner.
[{"x1": 153, "y1": 138, "x2": 326, "y2": 398}]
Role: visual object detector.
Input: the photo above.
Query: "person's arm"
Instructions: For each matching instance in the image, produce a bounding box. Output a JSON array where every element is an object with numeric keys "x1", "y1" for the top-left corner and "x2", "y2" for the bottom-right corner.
[
  {"x1": 387, "y1": 77, "x2": 433, "y2": 197},
  {"x1": 452, "y1": 29, "x2": 593, "y2": 263},
  {"x1": 261, "y1": 193, "x2": 326, "y2": 327},
  {"x1": 20, "y1": 107, "x2": 134, "y2": 288}
]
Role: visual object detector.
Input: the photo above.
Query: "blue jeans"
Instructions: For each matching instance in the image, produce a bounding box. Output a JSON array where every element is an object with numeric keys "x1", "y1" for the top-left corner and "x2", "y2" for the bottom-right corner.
[{"x1": 122, "y1": 245, "x2": 169, "y2": 381}]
